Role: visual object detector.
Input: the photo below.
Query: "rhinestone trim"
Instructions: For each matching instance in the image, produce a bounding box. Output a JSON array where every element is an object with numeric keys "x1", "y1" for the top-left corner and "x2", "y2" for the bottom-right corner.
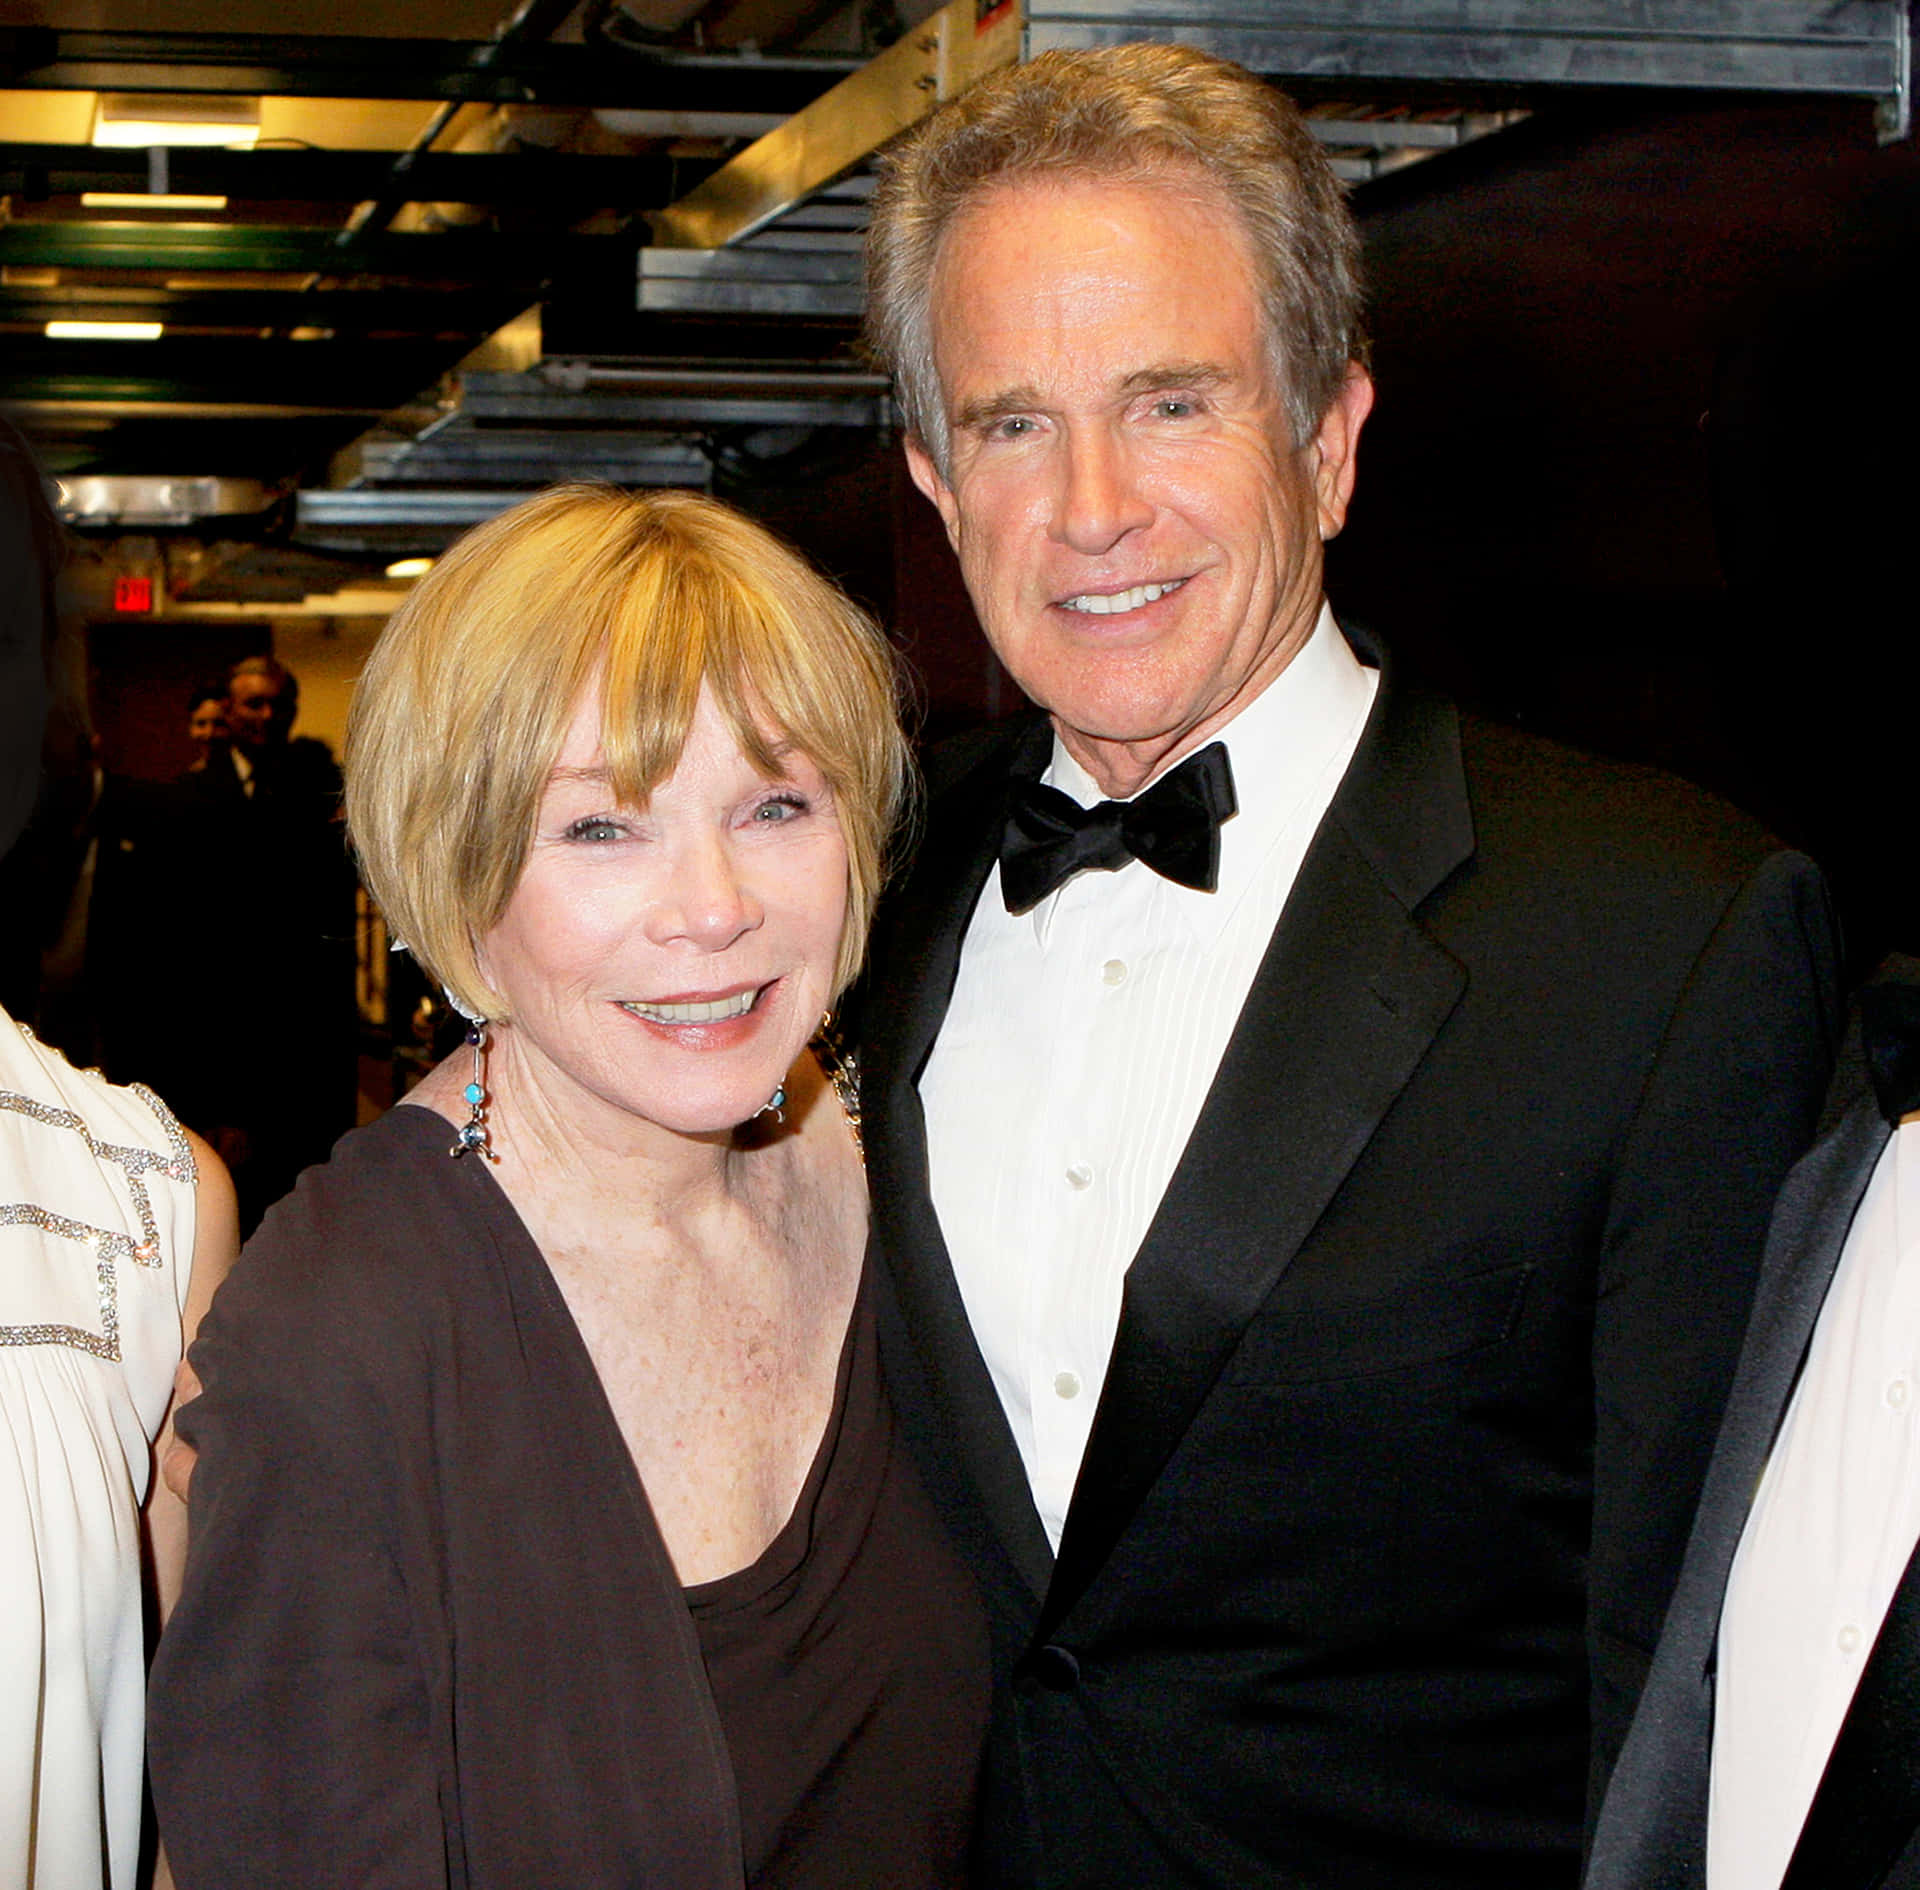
[
  {"x1": 811, "y1": 1029, "x2": 862, "y2": 1166},
  {"x1": 0, "y1": 1077, "x2": 196, "y2": 1361}
]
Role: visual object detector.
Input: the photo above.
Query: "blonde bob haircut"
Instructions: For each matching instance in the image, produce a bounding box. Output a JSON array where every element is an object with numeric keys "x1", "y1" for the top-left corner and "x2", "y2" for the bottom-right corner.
[{"x1": 346, "y1": 483, "x2": 911, "y2": 1022}]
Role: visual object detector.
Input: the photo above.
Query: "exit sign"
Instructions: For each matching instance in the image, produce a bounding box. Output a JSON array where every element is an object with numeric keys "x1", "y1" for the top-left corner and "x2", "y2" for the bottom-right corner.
[{"x1": 112, "y1": 575, "x2": 153, "y2": 614}]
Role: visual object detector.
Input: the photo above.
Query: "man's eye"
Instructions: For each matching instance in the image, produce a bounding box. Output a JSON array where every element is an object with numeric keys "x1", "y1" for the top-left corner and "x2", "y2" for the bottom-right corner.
[
  {"x1": 1154, "y1": 397, "x2": 1195, "y2": 418},
  {"x1": 991, "y1": 416, "x2": 1035, "y2": 439},
  {"x1": 565, "y1": 817, "x2": 624, "y2": 843}
]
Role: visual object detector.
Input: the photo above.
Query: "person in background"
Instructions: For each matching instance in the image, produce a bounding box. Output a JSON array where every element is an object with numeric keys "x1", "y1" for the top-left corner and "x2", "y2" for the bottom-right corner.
[
  {"x1": 148, "y1": 485, "x2": 988, "y2": 1888},
  {"x1": 854, "y1": 43, "x2": 1841, "y2": 1886},
  {"x1": 181, "y1": 681, "x2": 228, "y2": 774},
  {"x1": 217, "y1": 656, "x2": 325, "y2": 803},
  {"x1": 0, "y1": 414, "x2": 237, "y2": 1890},
  {"x1": 1589, "y1": 955, "x2": 1920, "y2": 1890},
  {"x1": 173, "y1": 652, "x2": 359, "y2": 1228}
]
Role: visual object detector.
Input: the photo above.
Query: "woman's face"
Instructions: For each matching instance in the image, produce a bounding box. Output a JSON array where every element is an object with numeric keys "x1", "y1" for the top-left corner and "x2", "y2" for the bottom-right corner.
[
  {"x1": 188, "y1": 695, "x2": 228, "y2": 748},
  {"x1": 478, "y1": 682, "x2": 850, "y2": 1143}
]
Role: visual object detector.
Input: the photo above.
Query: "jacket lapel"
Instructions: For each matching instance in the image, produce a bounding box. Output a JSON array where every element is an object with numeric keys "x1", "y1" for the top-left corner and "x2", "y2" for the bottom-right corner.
[
  {"x1": 1042, "y1": 655, "x2": 1475, "y2": 1637},
  {"x1": 866, "y1": 716, "x2": 1056, "y2": 1600}
]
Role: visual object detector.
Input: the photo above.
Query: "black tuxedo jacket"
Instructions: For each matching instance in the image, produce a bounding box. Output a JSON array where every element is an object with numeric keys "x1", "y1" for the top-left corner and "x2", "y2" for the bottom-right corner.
[
  {"x1": 1586, "y1": 961, "x2": 1920, "y2": 1890},
  {"x1": 862, "y1": 628, "x2": 1842, "y2": 1888}
]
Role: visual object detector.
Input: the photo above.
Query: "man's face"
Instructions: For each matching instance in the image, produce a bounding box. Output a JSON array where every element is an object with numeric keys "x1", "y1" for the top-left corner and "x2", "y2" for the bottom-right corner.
[
  {"x1": 906, "y1": 172, "x2": 1371, "y2": 796},
  {"x1": 228, "y1": 672, "x2": 287, "y2": 752}
]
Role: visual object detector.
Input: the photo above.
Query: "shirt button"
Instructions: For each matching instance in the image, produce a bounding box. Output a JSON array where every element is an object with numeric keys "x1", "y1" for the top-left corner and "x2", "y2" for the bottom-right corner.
[
  {"x1": 1065, "y1": 1163, "x2": 1093, "y2": 1190},
  {"x1": 1889, "y1": 1378, "x2": 1911, "y2": 1409},
  {"x1": 1838, "y1": 1624, "x2": 1864, "y2": 1655},
  {"x1": 1054, "y1": 1370, "x2": 1082, "y2": 1400},
  {"x1": 1101, "y1": 958, "x2": 1128, "y2": 986}
]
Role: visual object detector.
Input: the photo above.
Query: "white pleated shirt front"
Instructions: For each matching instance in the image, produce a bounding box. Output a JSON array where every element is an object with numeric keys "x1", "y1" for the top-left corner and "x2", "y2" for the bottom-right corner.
[
  {"x1": 1710, "y1": 1111, "x2": 1920, "y2": 1890},
  {"x1": 919, "y1": 606, "x2": 1377, "y2": 1549}
]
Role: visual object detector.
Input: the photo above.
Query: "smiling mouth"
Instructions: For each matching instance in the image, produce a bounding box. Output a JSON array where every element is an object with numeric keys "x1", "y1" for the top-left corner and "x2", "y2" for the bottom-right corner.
[
  {"x1": 1059, "y1": 578, "x2": 1186, "y2": 616},
  {"x1": 619, "y1": 988, "x2": 761, "y2": 1025}
]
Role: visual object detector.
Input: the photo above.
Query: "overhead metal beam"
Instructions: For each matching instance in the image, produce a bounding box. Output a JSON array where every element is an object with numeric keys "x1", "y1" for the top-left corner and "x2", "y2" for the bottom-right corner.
[
  {"x1": 650, "y1": 0, "x2": 1025, "y2": 250},
  {"x1": 1026, "y1": 0, "x2": 1910, "y2": 136},
  {"x1": 0, "y1": 336, "x2": 471, "y2": 408},
  {"x1": 0, "y1": 394, "x2": 389, "y2": 422},
  {"x1": 0, "y1": 29, "x2": 855, "y2": 112},
  {"x1": 0, "y1": 220, "x2": 628, "y2": 276},
  {"x1": 297, "y1": 488, "x2": 558, "y2": 528},
  {"x1": 458, "y1": 366, "x2": 888, "y2": 427},
  {"x1": 348, "y1": 428, "x2": 711, "y2": 486},
  {"x1": 0, "y1": 287, "x2": 527, "y2": 333},
  {"x1": 0, "y1": 143, "x2": 710, "y2": 210},
  {"x1": 640, "y1": 242, "x2": 863, "y2": 315},
  {"x1": 55, "y1": 473, "x2": 281, "y2": 526}
]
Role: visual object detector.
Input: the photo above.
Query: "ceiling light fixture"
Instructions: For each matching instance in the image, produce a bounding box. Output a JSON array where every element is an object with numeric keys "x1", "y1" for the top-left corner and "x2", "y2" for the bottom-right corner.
[
  {"x1": 92, "y1": 94, "x2": 260, "y2": 149},
  {"x1": 46, "y1": 321, "x2": 164, "y2": 341},
  {"x1": 81, "y1": 192, "x2": 229, "y2": 211},
  {"x1": 384, "y1": 557, "x2": 435, "y2": 580}
]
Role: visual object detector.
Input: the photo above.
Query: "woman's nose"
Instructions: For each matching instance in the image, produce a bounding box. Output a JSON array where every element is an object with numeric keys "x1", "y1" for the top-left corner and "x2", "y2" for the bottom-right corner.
[{"x1": 645, "y1": 833, "x2": 763, "y2": 950}]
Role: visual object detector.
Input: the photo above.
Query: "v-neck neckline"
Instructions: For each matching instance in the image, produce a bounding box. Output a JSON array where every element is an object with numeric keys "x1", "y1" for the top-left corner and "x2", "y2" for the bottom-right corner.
[{"x1": 396, "y1": 1097, "x2": 864, "y2": 1596}]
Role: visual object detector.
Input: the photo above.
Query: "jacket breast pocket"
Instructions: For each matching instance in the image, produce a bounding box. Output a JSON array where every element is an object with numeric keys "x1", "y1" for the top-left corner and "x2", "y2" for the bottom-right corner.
[{"x1": 1221, "y1": 1261, "x2": 1533, "y2": 1388}]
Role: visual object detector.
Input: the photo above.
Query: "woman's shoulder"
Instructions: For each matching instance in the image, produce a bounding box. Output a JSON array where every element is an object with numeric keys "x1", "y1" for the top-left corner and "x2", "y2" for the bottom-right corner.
[
  {"x1": 0, "y1": 1003, "x2": 196, "y2": 1163},
  {"x1": 216, "y1": 1104, "x2": 498, "y2": 1354},
  {"x1": 0, "y1": 1007, "x2": 201, "y2": 1335}
]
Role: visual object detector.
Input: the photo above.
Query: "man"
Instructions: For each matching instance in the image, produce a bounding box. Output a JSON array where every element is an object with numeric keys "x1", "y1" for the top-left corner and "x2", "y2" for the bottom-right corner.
[
  {"x1": 172, "y1": 653, "x2": 359, "y2": 1226},
  {"x1": 856, "y1": 43, "x2": 1842, "y2": 1887},
  {"x1": 221, "y1": 654, "x2": 323, "y2": 797},
  {"x1": 1588, "y1": 960, "x2": 1920, "y2": 1890}
]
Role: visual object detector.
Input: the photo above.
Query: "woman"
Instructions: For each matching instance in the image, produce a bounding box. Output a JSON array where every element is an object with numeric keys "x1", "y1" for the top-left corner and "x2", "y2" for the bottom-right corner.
[
  {"x1": 147, "y1": 486, "x2": 988, "y2": 1888},
  {"x1": 180, "y1": 682, "x2": 228, "y2": 773},
  {"x1": 0, "y1": 415, "x2": 237, "y2": 1890},
  {"x1": 0, "y1": 1011, "x2": 234, "y2": 1890}
]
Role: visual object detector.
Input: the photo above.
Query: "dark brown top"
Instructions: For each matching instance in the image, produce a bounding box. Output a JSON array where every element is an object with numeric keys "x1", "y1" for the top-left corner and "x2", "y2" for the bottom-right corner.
[
  {"x1": 150, "y1": 1102, "x2": 988, "y2": 1889},
  {"x1": 687, "y1": 1252, "x2": 986, "y2": 1888}
]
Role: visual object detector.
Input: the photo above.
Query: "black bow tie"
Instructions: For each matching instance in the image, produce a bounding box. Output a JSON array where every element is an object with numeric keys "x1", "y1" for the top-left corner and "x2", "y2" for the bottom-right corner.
[
  {"x1": 1863, "y1": 979, "x2": 1920, "y2": 1124},
  {"x1": 999, "y1": 741, "x2": 1237, "y2": 915}
]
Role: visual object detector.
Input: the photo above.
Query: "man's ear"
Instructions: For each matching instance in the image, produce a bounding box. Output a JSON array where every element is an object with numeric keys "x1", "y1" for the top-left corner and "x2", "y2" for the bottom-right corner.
[
  {"x1": 904, "y1": 434, "x2": 963, "y2": 552},
  {"x1": 1311, "y1": 363, "x2": 1374, "y2": 542}
]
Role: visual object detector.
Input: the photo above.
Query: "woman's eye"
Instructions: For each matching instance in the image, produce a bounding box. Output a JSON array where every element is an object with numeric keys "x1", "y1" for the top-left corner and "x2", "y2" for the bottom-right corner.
[
  {"x1": 564, "y1": 816, "x2": 625, "y2": 843},
  {"x1": 752, "y1": 793, "x2": 808, "y2": 824}
]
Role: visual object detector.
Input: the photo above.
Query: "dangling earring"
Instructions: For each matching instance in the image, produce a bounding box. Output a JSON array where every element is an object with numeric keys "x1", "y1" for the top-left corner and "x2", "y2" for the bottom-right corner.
[
  {"x1": 756, "y1": 1082, "x2": 787, "y2": 1126},
  {"x1": 449, "y1": 1019, "x2": 496, "y2": 1160}
]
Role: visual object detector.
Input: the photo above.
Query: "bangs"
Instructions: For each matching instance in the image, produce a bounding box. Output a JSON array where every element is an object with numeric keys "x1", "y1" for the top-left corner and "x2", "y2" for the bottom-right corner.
[{"x1": 595, "y1": 515, "x2": 871, "y2": 812}]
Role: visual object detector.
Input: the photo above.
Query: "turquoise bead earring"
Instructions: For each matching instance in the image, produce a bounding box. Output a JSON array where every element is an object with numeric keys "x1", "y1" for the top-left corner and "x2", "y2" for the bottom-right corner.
[{"x1": 449, "y1": 1020, "x2": 496, "y2": 1160}]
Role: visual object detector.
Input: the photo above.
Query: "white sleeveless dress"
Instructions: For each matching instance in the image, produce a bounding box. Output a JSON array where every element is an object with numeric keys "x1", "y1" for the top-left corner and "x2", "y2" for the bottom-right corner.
[{"x1": 0, "y1": 1010, "x2": 198, "y2": 1890}]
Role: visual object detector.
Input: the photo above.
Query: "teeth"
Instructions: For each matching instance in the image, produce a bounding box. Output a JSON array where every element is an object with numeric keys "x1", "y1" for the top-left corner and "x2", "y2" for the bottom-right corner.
[
  {"x1": 621, "y1": 990, "x2": 758, "y2": 1025},
  {"x1": 1062, "y1": 579, "x2": 1183, "y2": 616}
]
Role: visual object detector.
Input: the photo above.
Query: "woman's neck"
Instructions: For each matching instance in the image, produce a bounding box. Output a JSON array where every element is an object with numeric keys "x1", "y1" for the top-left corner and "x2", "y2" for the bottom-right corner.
[{"x1": 405, "y1": 1030, "x2": 844, "y2": 1256}]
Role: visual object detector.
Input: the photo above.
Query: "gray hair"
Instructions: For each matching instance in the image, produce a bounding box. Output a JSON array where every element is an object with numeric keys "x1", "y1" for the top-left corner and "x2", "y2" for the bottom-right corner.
[
  {"x1": 230, "y1": 652, "x2": 299, "y2": 714},
  {"x1": 865, "y1": 42, "x2": 1364, "y2": 471}
]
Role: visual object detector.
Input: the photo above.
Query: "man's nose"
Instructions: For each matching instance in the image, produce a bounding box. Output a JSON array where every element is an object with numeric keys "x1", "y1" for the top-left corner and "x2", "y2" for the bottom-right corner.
[
  {"x1": 645, "y1": 834, "x2": 763, "y2": 951},
  {"x1": 1052, "y1": 426, "x2": 1153, "y2": 555}
]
